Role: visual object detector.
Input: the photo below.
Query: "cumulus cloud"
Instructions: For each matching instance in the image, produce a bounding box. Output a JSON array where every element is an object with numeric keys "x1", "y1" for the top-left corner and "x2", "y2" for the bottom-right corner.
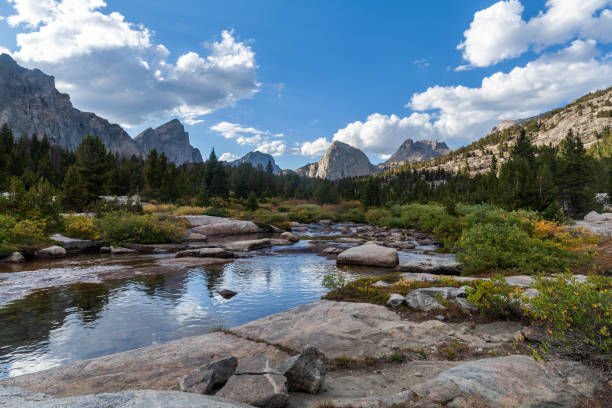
[
  {"x1": 218, "y1": 152, "x2": 239, "y2": 162},
  {"x1": 411, "y1": 39, "x2": 612, "y2": 144},
  {"x1": 458, "y1": 0, "x2": 612, "y2": 68},
  {"x1": 210, "y1": 121, "x2": 287, "y2": 157},
  {"x1": 332, "y1": 113, "x2": 437, "y2": 155},
  {"x1": 3, "y1": 0, "x2": 259, "y2": 127},
  {"x1": 300, "y1": 137, "x2": 331, "y2": 157}
]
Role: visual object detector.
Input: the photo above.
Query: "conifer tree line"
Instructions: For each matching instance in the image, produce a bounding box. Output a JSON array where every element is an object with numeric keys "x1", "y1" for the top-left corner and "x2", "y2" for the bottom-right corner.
[{"x1": 0, "y1": 123, "x2": 610, "y2": 218}]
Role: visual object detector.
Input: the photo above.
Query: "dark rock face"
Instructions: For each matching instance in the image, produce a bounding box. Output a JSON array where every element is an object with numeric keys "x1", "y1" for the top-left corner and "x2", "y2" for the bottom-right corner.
[
  {"x1": 0, "y1": 54, "x2": 141, "y2": 157},
  {"x1": 179, "y1": 356, "x2": 238, "y2": 395},
  {"x1": 228, "y1": 151, "x2": 282, "y2": 174},
  {"x1": 134, "y1": 119, "x2": 202, "y2": 164},
  {"x1": 281, "y1": 345, "x2": 326, "y2": 394},
  {"x1": 296, "y1": 141, "x2": 377, "y2": 180},
  {"x1": 383, "y1": 139, "x2": 450, "y2": 167}
]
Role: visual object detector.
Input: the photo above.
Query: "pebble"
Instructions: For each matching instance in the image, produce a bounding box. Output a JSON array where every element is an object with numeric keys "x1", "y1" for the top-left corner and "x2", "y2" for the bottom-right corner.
[{"x1": 414, "y1": 372, "x2": 423, "y2": 377}]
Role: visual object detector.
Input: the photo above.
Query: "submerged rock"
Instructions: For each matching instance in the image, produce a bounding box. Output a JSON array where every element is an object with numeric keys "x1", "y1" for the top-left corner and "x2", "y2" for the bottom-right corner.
[
  {"x1": 179, "y1": 356, "x2": 238, "y2": 395},
  {"x1": 224, "y1": 239, "x2": 271, "y2": 252},
  {"x1": 217, "y1": 289, "x2": 238, "y2": 299},
  {"x1": 281, "y1": 345, "x2": 326, "y2": 394},
  {"x1": 35, "y1": 245, "x2": 66, "y2": 258},
  {"x1": 336, "y1": 244, "x2": 399, "y2": 268},
  {"x1": 0, "y1": 251, "x2": 25, "y2": 263}
]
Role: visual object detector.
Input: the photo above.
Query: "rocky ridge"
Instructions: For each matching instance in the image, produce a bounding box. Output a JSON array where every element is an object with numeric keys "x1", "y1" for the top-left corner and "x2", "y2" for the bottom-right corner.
[
  {"x1": 134, "y1": 119, "x2": 202, "y2": 164},
  {"x1": 0, "y1": 54, "x2": 141, "y2": 157},
  {"x1": 418, "y1": 86, "x2": 612, "y2": 175}
]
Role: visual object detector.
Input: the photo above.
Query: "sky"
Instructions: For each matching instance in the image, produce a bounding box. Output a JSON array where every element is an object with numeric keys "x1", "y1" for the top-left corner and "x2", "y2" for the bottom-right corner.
[{"x1": 0, "y1": 0, "x2": 611, "y2": 169}]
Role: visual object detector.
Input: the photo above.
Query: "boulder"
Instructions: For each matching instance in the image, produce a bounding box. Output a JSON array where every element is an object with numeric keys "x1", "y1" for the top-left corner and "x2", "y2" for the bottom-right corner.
[
  {"x1": 404, "y1": 291, "x2": 444, "y2": 312},
  {"x1": 318, "y1": 219, "x2": 333, "y2": 226},
  {"x1": 100, "y1": 246, "x2": 111, "y2": 253},
  {"x1": 179, "y1": 356, "x2": 238, "y2": 394},
  {"x1": 176, "y1": 248, "x2": 234, "y2": 258},
  {"x1": 336, "y1": 244, "x2": 399, "y2": 268},
  {"x1": 453, "y1": 297, "x2": 478, "y2": 314},
  {"x1": 279, "y1": 232, "x2": 299, "y2": 243},
  {"x1": 217, "y1": 289, "x2": 238, "y2": 299},
  {"x1": 505, "y1": 275, "x2": 534, "y2": 288},
  {"x1": 412, "y1": 355, "x2": 600, "y2": 408},
  {"x1": 522, "y1": 288, "x2": 539, "y2": 299},
  {"x1": 183, "y1": 232, "x2": 208, "y2": 242},
  {"x1": 0, "y1": 251, "x2": 25, "y2": 263},
  {"x1": 50, "y1": 234, "x2": 101, "y2": 251},
  {"x1": 182, "y1": 216, "x2": 262, "y2": 236},
  {"x1": 412, "y1": 287, "x2": 465, "y2": 299},
  {"x1": 386, "y1": 294, "x2": 406, "y2": 308},
  {"x1": 584, "y1": 211, "x2": 606, "y2": 222},
  {"x1": 110, "y1": 246, "x2": 136, "y2": 255},
  {"x1": 603, "y1": 212, "x2": 612, "y2": 220},
  {"x1": 281, "y1": 345, "x2": 326, "y2": 394},
  {"x1": 36, "y1": 245, "x2": 66, "y2": 258},
  {"x1": 224, "y1": 239, "x2": 271, "y2": 252},
  {"x1": 373, "y1": 280, "x2": 392, "y2": 287},
  {"x1": 396, "y1": 256, "x2": 460, "y2": 274},
  {"x1": 216, "y1": 374, "x2": 288, "y2": 408}
]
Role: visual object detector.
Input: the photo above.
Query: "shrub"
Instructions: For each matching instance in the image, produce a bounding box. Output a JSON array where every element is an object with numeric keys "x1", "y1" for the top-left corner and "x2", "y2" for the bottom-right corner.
[
  {"x1": 143, "y1": 203, "x2": 177, "y2": 213},
  {"x1": 94, "y1": 213, "x2": 187, "y2": 246},
  {"x1": 465, "y1": 276, "x2": 523, "y2": 319},
  {"x1": 0, "y1": 215, "x2": 49, "y2": 256},
  {"x1": 288, "y1": 205, "x2": 332, "y2": 224},
  {"x1": 203, "y1": 207, "x2": 229, "y2": 217},
  {"x1": 322, "y1": 273, "x2": 347, "y2": 290},
  {"x1": 528, "y1": 274, "x2": 612, "y2": 358},
  {"x1": 63, "y1": 215, "x2": 98, "y2": 240},
  {"x1": 364, "y1": 208, "x2": 392, "y2": 225},
  {"x1": 171, "y1": 206, "x2": 208, "y2": 216}
]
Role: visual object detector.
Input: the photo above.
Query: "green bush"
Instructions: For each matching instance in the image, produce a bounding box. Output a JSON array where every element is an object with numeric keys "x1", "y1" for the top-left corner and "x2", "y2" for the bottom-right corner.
[
  {"x1": 528, "y1": 274, "x2": 612, "y2": 357},
  {"x1": 0, "y1": 215, "x2": 50, "y2": 256},
  {"x1": 465, "y1": 276, "x2": 523, "y2": 319},
  {"x1": 288, "y1": 205, "x2": 332, "y2": 224},
  {"x1": 94, "y1": 213, "x2": 187, "y2": 246}
]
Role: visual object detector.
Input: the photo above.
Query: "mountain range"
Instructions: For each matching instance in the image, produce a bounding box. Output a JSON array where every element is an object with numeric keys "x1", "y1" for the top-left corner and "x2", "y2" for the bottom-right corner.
[
  {"x1": 226, "y1": 151, "x2": 282, "y2": 174},
  {"x1": 0, "y1": 54, "x2": 201, "y2": 164}
]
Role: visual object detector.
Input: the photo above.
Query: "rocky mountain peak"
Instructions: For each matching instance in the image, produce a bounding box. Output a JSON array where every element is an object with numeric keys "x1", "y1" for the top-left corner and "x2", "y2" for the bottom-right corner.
[
  {"x1": 383, "y1": 138, "x2": 450, "y2": 167},
  {"x1": 0, "y1": 54, "x2": 141, "y2": 157},
  {"x1": 134, "y1": 119, "x2": 202, "y2": 164},
  {"x1": 296, "y1": 140, "x2": 377, "y2": 180},
  {"x1": 228, "y1": 151, "x2": 282, "y2": 174}
]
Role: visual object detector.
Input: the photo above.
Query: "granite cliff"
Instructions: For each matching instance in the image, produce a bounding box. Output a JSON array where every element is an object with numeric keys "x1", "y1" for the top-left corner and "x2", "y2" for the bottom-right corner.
[{"x1": 134, "y1": 119, "x2": 202, "y2": 164}]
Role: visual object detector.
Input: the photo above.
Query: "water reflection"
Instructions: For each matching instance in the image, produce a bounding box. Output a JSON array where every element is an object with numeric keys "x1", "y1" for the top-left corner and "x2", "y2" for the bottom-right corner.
[{"x1": 0, "y1": 252, "x2": 355, "y2": 378}]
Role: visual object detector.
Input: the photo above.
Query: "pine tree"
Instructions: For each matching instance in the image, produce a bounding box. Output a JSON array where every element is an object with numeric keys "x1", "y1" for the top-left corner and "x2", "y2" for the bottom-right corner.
[
  {"x1": 75, "y1": 135, "x2": 113, "y2": 204},
  {"x1": 558, "y1": 130, "x2": 595, "y2": 217},
  {"x1": 62, "y1": 165, "x2": 85, "y2": 210},
  {"x1": 245, "y1": 191, "x2": 259, "y2": 210}
]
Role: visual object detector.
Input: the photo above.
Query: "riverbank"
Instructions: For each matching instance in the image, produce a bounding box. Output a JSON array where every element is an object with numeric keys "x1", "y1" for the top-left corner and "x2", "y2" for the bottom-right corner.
[{"x1": 1, "y1": 300, "x2": 608, "y2": 407}]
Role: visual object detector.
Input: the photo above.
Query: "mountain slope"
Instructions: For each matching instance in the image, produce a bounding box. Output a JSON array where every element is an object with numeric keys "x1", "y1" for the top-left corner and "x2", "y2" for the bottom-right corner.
[
  {"x1": 296, "y1": 141, "x2": 377, "y2": 180},
  {"x1": 227, "y1": 151, "x2": 282, "y2": 174},
  {"x1": 0, "y1": 54, "x2": 141, "y2": 157},
  {"x1": 417, "y1": 86, "x2": 612, "y2": 175},
  {"x1": 383, "y1": 139, "x2": 450, "y2": 167},
  {"x1": 134, "y1": 119, "x2": 202, "y2": 164}
]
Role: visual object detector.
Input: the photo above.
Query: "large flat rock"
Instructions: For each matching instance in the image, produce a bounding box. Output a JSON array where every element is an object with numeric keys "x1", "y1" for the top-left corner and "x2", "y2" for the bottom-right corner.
[
  {"x1": 1, "y1": 332, "x2": 290, "y2": 398},
  {"x1": 181, "y1": 216, "x2": 262, "y2": 236}
]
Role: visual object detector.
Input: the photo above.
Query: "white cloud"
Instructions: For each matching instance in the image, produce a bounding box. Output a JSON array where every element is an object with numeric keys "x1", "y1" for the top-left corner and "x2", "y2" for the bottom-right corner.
[
  {"x1": 332, "y1": 113, "x2": 436, "y2": 155},
  {"x1": 4, "y1": 0, "x2": 259, "y2": 127},
  {"x1": 210, "y1": 121, "x2": 287, "y2": 157},
  {"x1": 219, "y1": 152, "x2": 239, "y2": 162},
  {"x1": 410, "y1": 39, "x2": 612, "y2": 144},
  {"x1": 300, "y1": 137, "x2": 330, "y2": 157},
  {"x1": 458, "y1": 0, "x2": 612, "y2": 68}
]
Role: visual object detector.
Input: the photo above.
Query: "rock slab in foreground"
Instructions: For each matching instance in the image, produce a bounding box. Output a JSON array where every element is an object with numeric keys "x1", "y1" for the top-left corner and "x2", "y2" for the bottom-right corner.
[
  {"x1": 337, "y1": 244, "x2": 399, "y2": 268},
  {"x1": 1, "y1": 386, "x2": 253, "y2": 408},
  {"x1": 281, "y1": 345, "x2": 326, "y2": 394},
  {"x1": 412, "y1": 355, "x2": 600, "y2": 408}
]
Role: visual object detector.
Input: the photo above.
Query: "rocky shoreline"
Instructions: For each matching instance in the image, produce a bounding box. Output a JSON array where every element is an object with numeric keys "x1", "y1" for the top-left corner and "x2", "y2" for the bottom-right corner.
[{"x1": 1, "y1": 300, "x2": 607, "y2": 407}]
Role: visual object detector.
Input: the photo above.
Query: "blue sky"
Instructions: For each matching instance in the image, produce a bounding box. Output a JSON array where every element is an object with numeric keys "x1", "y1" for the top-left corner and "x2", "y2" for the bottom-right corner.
[{"x1": 0, "y1": 0, "x2": 611, "y2": 169}]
